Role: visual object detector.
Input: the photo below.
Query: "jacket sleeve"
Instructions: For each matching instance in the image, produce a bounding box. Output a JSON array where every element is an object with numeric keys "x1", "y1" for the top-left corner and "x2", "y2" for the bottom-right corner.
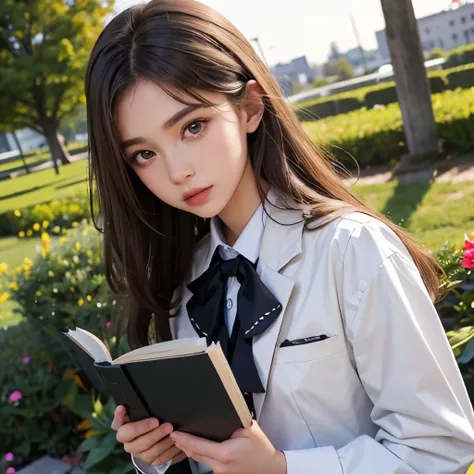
[
  {"x1": 131, "y1": 454, "x2": 171, "y2": 474},
  {"x1": 283, "y1": 221, "x2": 474, "y2": 474}
]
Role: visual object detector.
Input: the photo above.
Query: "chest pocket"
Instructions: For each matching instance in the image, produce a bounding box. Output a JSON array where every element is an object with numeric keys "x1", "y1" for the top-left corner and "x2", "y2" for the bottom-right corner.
[{"x1": 276, "y1": 335, "x2": 340, "y2": 365}]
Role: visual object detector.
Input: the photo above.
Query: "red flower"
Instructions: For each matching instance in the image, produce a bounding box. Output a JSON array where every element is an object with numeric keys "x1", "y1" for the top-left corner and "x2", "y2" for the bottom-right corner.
[{"x1": 461, "y1": 237, "x2": 474, "y2": 269}]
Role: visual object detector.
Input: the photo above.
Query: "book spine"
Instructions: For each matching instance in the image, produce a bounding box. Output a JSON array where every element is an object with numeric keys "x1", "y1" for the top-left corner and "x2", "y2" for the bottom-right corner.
[{"x1": 94, "y1": 362, "x2": 151, "y2": 422}]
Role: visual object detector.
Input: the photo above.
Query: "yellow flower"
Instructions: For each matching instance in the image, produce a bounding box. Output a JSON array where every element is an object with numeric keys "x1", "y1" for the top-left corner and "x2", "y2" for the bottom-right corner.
[
  {"x1": 53, "y1": 225, "x2": 61, "y2": 233},
  {"x1": 23, "y1": 257, "x2": 32, "y2": 267},
  {"x1": 33, "y1": 223, "x2": 40, "y2": 231},
  {"x1": 86, "y1": 295, "x2": 92, "y2": 302},
  {"x1": 41, "y1": 232, "x2": 51, "y2": 257},
  {"x1": 8, "y1": 282, "x2": 19, "y2": 291},
  {"x1": 0, "y1": 262, "x2": 7, "y2": 274},
  {"x1": 48, "y1": 270, "x2": 54, "y2": 277},
  {"x1": 81, "y1": 230, "x2": 88, "y2": 237},
  {"x1": 76, "y1": 418, "x2": 92, "y2": 431},
  {"x1": 35, "y1": 290, "x2": 42, "y2": 296},
  {"x1": 18, "y1": 231, "x2": 25, "y2": 238},
  {"x1": 75, "y1": 242, "x2": 81, "y2": 251},
  {"x1": 59, "y1": 237, "x2": 68, "y2": 246},
  {"x1": 26, "y1": 229, "x2": 33, "y2": 237},
  {"x1": 69, "y1": 287, "x2": 75, "y2": 293},
  {"x1": 42, "y1": 220, "x2": 49, "y2": 229},
  {"x1": 13, "y1": 209, "x2": 21, "y2": 217},
  {"x1": 0, "y1": 292, "x2": 9, "y2": 303},
  {"x1": 78, "y1": 298, "x2": 84, "y2": 307},
  {"x1": 72, "y1": 221, "x2": 79, "y2": 228}
]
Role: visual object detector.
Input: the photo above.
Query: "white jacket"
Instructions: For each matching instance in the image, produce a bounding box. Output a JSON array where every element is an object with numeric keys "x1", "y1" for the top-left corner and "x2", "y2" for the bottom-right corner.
[{"x1": 134, "y1": 193, "x2": 474, "y2": 474}]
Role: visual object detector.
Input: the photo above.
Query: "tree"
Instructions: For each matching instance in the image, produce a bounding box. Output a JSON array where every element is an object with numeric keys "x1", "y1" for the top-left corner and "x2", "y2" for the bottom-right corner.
[
  {"x1": 380, "y1": 0, "x2": 438, "y2": 166},
  {"x1": 329, "y1": 41, "x2": 342, "y2": 61},
  {"x1": 0, "y1": 0, "x2": 113, "y2": 174},
  {"x1": 333, "y1": 58, "x2": 354, "y2": 81}
]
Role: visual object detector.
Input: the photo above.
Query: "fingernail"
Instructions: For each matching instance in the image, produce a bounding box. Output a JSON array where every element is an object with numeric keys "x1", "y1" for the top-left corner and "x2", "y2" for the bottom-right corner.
[{"x1": 150, "y1": 418, "x2": 159, "y2": 428}]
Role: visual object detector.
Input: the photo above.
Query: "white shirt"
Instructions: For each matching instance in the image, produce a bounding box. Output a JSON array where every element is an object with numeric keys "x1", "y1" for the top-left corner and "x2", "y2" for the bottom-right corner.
[{"x1": 132, "y1": 204, "x2": 266, "y2": 474}]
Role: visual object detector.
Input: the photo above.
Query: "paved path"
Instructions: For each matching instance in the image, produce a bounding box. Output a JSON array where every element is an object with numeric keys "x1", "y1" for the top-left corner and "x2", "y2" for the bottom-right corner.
[{"x1": 0, "y1": 152, "x2": 87, "y2": 180}]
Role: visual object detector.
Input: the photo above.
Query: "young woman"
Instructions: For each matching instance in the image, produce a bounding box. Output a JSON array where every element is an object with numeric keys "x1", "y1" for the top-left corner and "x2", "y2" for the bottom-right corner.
[{"x1": 85, "y1": 1, "x2": 474, "y2": 473}]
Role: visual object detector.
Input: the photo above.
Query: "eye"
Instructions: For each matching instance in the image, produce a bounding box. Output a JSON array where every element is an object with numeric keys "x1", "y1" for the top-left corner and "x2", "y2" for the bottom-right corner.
[
  {"x1": 131, "y1": 150, "x2": 156, "y2": 165},
  {"x1": 182, "y1": 118, "x2": 210, "y2": 139}
]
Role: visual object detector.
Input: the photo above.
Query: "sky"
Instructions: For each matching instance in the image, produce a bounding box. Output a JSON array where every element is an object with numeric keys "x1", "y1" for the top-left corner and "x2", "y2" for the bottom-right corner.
[{"x1": 113, "y1": 0, "x2": 457, "y2": 65}]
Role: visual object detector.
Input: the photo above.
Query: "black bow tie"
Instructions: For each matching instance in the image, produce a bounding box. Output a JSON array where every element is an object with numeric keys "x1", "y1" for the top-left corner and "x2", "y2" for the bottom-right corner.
[{"x1": 186, "y1": 246, "x2": 282, "y2": 393}]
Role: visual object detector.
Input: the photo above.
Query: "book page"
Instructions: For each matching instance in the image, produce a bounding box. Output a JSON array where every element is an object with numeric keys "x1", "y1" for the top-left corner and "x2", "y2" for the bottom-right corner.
[
  {"x1": 113, "y1": 337, "x2": 207, "y2": 364},
  {"x1": 64, "y1": 327, "x2": 113, "y2": 364}
]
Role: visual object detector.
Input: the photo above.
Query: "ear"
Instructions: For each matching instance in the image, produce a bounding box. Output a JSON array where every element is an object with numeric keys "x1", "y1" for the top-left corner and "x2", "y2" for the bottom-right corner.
[{"x1": 241, "y1": 80, "x2": 265, "y2": 134}]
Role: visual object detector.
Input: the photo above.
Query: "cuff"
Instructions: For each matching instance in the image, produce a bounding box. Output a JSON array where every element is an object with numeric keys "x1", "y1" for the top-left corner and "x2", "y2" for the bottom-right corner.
[
  {"x1": 131, "y1": 453, "x2": 172, "y2": 474},
  {"x1": 283, "y1": 446, "x2": 343, "y2": 474}
]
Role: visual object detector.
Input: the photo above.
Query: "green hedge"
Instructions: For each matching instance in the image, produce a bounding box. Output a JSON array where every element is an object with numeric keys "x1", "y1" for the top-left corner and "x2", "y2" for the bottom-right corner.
[
  {"x1": 0, "y1": 192, "x2": 90, "y2": 238},
  {"x1": 295, "y1": 63, "x2": 474, "y2": 120},
  {"x1": 447, "y1": 68, "x2": 474, "y2": 90},
  {"x1": 303, "y1": 87, "x2": 474, "y2": 168},
  {"x1": 295, "y1": 97, "x2": 362, "y2": 121},
  {"x1": 443, "y1": 44, "x2": 474, "y2": 69}
]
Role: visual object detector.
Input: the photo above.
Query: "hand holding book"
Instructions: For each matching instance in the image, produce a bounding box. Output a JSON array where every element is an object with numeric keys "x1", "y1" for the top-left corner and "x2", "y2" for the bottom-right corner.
[{"x1": 111, "y1": 404, "x2": 187, "y2": 467}]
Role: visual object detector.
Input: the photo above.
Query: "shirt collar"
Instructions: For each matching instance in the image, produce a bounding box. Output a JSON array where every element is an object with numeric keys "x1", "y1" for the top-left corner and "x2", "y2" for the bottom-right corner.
[{"x1": 209, "y1": 203, "x2": 266, "y2": 264}]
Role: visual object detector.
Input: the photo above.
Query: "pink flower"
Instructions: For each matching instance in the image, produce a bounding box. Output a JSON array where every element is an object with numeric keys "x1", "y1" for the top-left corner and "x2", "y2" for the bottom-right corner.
[
  {"x1": 8, "y1": 390, "x2": 23, "y2": 403},
  {"x1": 4, "y1": 452, "x2": 14, "y2": 462},
  {"x1": 21, "y1": 356, "x2": 30, "y2": 364},
  {"x1": 6, "y1": 468, "x2": 16, "y2": 474},
  {"x1": 106, "y1": 321, "x2": 112, "y2": 329},
  {"x1": 461, "y1": 237, "x2": 474, "y2": 269}
]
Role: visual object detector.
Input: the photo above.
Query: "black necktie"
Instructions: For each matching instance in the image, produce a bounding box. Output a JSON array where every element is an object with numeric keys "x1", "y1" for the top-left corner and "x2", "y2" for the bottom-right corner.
[{"x1": 186, "y1": 246, "x2": 282, "y2": 394}]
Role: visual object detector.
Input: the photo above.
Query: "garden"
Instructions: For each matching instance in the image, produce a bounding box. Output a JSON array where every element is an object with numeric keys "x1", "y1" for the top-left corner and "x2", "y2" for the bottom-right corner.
[{"x1": 0, "y1": 40, "x2": 474, "y2": 474}]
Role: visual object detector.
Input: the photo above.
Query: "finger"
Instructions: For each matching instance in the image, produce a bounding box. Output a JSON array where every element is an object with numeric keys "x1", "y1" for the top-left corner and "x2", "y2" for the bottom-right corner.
[
  {"x1": 116, "y1": 417, "x2": 159, "y2": 444},
  {"x1": 111, "y1": 405, "x2": 127, "y2": 431},
  {"x1": 171, "y1": 432, "x2": 221, "y2": 461},
  {"x1": 150, "y1": 444, "x2": 183, "y2": 467},
  {"x1": 125, "y1": 423, "x2": 174, "y2": 456},
  {"x1": 171, "y1": 451, "x2": 187, "y2": 465}
]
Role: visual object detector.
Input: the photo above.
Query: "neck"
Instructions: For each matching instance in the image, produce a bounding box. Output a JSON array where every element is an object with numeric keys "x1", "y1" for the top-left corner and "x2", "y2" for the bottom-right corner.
[{"x1": 218, "y1": 159, "x2": 265, "y2": 247}]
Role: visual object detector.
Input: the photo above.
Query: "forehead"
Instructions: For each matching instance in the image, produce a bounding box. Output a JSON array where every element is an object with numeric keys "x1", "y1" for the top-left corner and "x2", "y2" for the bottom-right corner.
[{"x1": 115, "y1": 78, "x2": 226, "y2": 138}]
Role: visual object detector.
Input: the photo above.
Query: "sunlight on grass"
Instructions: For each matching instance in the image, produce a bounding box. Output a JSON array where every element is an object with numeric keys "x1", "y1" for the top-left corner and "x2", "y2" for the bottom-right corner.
[{"x1": 0, "y1": 160, "x2": 88, "y2": 213}]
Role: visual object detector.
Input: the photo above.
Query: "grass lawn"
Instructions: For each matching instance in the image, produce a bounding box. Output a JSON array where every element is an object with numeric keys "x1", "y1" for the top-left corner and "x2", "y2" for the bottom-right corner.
[
  {"x1": 352, "y1": 180, "x2": 474, "y2": 249},
  {"x1": 0, "y1": 155, "x2": 46, "y2": 174},
  {"x1": 1, "y1": 178, "x2": 473, "y2": 328},
  {"x1": 0, "y1": 159, "x2": 88, "y2": 213},
  {"x1": 0, "y1": 237, "x2": 39, "y2": 328}
]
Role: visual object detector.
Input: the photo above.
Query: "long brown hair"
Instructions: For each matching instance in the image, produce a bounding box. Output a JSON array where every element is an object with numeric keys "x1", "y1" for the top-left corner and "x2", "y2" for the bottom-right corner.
[{"x1": 85, "y1": 0, "x2": 444, "y2": 350}]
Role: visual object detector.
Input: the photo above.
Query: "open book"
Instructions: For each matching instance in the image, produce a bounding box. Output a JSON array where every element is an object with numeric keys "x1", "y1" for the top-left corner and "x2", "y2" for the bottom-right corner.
[{"x1": 63, "y1": 327, "x2": 252, "y2": 441}]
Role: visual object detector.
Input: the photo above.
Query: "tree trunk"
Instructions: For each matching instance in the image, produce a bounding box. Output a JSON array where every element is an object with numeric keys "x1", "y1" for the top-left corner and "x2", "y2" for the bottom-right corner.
[
  {"x1": 43, "y1": 121, "x2": 71, "y2": 175},
  {"x1": 380, "y1": 0, "x2": 438, "y2": 167},
  {"x1": 11, "y1": 130, "x2": 29, "y2": 174}
]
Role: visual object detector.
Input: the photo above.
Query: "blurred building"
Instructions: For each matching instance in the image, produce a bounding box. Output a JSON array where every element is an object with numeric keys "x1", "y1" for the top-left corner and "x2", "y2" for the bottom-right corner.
[
  {"x1": 270, "y1": 56, "x2": 315, "y2": 96},
  {"x1": 0, "y1": 129, "x2": 46, "y2": 154},
  {"x1": 376, "y1": 1, "x2": 474, "y2": 60}
]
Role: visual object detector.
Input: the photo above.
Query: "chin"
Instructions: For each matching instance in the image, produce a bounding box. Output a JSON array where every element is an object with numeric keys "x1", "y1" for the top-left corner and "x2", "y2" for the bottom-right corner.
[{"x1": 187, "y1": 198, "x2": 228, "y2": 220}]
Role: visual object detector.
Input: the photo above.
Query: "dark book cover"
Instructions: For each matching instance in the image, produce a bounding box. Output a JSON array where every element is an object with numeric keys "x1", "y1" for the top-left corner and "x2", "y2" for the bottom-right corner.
[{"x1": 94, "y1": 352, "x2": 245, "y2": 442}]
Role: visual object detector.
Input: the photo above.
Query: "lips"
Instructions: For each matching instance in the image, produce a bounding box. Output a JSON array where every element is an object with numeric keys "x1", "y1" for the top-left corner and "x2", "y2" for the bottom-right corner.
[
  {"x1": 183, "y1": 187, "x2": 210, "y2": 201},
  {"x1": 183, "y1": 186, "x2": 213, "y2": 206}
]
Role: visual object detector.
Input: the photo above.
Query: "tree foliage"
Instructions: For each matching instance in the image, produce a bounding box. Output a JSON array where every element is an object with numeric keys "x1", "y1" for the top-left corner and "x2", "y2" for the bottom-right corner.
[{"x1": 0, "y1": 0, "x2": 113, "y2": 171}]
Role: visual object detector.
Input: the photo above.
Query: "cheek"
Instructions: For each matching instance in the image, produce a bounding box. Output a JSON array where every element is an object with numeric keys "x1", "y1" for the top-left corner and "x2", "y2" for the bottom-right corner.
[
  {"x1": 134, "y1": 163, "x2": 172, "y2": 202},
  {"x1": 205, "y1": 116, "x2": 247, "y2": 171}
]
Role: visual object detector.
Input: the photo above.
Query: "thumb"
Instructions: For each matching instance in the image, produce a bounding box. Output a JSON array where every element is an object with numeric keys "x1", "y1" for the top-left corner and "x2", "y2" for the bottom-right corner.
[{"x1": 111, "y1": 405, "x2": 128, "y2": 431}]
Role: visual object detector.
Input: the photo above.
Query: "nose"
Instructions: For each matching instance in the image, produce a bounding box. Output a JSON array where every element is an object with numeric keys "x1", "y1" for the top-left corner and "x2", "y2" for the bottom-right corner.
[{"x1": 165, "y1": 154, "x2": 195, "y2": 185}]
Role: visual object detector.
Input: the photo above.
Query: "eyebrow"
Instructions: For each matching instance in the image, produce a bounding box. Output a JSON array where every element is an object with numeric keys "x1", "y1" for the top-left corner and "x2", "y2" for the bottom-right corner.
[{"x1": 120, "y1": 103, "x2": 208, "y2": 150}]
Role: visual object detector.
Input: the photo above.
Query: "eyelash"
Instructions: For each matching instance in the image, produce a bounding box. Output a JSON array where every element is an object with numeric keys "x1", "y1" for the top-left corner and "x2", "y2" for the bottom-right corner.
[{"x1": 130, "y1": 117, "x2": 211, "y2": 165}]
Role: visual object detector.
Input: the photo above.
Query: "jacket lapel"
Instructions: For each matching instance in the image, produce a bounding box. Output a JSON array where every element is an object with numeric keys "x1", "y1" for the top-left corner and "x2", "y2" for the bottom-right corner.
[{"x1": 252, "y1": 191, "x2": 304, "y2": 419}]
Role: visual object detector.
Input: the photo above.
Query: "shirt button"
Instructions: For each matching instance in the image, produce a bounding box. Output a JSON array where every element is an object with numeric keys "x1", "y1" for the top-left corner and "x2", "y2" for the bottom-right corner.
[{"x1": 226, "y1": 298, "x2": 233, "y2": 310}]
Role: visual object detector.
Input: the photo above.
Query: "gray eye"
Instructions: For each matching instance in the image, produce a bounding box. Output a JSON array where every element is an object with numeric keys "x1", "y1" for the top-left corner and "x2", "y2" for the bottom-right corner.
[
  {"x1": 187, "y1": 122, "x2": 202, "y2": 135},
  {"x1": 140, "y1": 151, "x2": 154, "y2": 160}
]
